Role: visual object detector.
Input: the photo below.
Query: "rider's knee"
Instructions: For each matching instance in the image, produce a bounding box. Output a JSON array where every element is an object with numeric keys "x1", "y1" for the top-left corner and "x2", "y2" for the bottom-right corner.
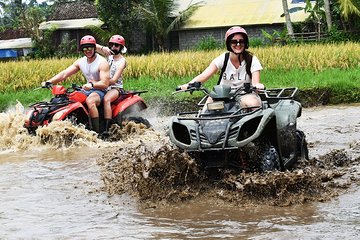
[
  {"x1": 103, "y1": 96, "x2": 111, "y2": 105},
  {"x1": 86, "y1": 98, "x2": 96, "y2": 107},
  {"x1": 240, "y1": 94, "x2": 261, "y2": 108}
]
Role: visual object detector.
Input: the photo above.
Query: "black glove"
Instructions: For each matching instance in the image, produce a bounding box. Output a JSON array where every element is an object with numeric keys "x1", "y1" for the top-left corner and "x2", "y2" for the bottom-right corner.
[
  {"x1": 42, "y1": 81, "x2": 52, "y2": 88},
  {"x1": 188, "y1": 82, "x2": 201, "y2": 89}
]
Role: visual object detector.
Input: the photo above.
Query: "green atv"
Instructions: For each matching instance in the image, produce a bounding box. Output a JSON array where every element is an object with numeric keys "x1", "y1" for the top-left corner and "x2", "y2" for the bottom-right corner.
[{"x1": 169, "y1": 82, "x2": 309, "y2": 172}]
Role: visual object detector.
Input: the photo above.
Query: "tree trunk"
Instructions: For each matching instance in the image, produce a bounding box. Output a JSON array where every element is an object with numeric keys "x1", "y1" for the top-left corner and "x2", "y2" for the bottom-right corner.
[
  {"x1": 282, "y1": 0, "x2": 294, "y2": 39},
  {"x1": 323, "y1": 0, "x2": 332, "y2": 31}
]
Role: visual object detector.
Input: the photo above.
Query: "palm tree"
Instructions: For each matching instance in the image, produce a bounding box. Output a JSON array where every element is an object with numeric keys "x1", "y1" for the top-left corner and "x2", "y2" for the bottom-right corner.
[
  {"x1": 281, "y1": 0, "x2": 294, "y2": 39},
  {"x1": 338, "y1": 0, "x2": 360, "y2": 20},
  {"x1": 323, "y1": 0, "x2": 332, "y2": 30},
  {"x1": 0, "y1": 0, "x2": 25, "y2": 27},
  {"x1": 135, "y1": 0, "x2": 202, "y2": 51}
]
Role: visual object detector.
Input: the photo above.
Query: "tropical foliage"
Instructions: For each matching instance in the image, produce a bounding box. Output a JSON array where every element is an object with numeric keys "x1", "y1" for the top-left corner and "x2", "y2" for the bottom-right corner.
[
  {"x1": 282, "y1": 0, "x2": 360, "y2": 38},
  {"x1": 133, "y1": 0, "x2": 202, "y2": 51},
  {"x1": 95, "y1": 0, "x2": 142, "y2": 43}
]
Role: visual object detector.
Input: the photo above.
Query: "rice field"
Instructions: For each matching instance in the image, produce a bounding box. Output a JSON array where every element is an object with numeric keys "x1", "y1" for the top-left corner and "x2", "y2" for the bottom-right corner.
[{"x1": 1, "y1": 42, "x2": 360, "y2": 93}]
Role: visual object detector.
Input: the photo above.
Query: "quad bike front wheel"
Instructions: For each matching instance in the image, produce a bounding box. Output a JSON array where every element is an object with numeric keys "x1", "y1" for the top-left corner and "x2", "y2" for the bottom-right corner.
[
  {"x1": 123, "y1": 116, "x2": 151, "y2": 128},
  {"x1": 114, "y1": 112, "x2": 151, "y2": 128},
  {"x1": 64, "y1": 110, "x2": 90, "y2": 129},
  {"x1": 245, "y1": 138, "x2": 280, "y2": 172}
]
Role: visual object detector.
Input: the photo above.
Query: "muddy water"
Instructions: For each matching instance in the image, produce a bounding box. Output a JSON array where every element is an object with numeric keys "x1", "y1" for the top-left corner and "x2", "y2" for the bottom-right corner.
[{"x1": 0, "y1": 103, "x2": 359, "y2": 239}]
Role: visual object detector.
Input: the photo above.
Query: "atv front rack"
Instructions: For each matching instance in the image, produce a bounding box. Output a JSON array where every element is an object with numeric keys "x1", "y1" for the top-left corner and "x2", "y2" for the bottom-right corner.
[
  {"x1": 263, "y1": 87, "x2": 298, "y2": 100},
  {"x1": 177, "y1": 106, "x2": 262, "y2": 121}
]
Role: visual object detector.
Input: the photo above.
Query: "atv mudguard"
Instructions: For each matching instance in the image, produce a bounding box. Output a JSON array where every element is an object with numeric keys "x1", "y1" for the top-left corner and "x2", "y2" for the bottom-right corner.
[
  {"x1": 272, "y1": 99, "x2": 302, "y2": 168},
  {"x1": 52, "y1": 102, "x2": 89, "y2": 121},
  {"x1": 112, "y1": 98, "x2": 147, "y2": 125},
  {"x1": 111, "y1": 95, "x2": 147, "y2": 118}
]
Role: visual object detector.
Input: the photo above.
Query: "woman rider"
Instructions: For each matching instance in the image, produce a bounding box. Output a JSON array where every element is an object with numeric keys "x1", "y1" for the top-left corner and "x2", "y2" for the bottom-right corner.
[
  {"x1": 96, "y1": 35, "x2": 127, "y2": 137},
  {"x1": 179, "y1": 26, "x2": 264, "y2": 110}
]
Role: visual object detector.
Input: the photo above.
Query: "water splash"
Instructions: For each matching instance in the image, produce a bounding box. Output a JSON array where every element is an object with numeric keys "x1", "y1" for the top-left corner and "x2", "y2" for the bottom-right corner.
[
  {"x1": 98, "y1": 133, "x2": 360, "y2": 206},
  {"x1": 0, "y1": 102, "x2": 102, "y2": 152},
  {"x1": 0, "y1": 102, "x2": 36, "y2": 151}
]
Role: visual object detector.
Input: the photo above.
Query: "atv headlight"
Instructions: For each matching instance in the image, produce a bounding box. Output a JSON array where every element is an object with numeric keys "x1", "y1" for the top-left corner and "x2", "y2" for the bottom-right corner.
[{"x1": 207, "y1": 101, "x2": 224, "y2": 111}]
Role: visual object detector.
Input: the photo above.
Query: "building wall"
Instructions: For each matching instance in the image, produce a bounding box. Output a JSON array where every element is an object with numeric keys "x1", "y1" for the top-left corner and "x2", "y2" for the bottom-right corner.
[
  {"x1": 128, "y1": 25, "x2": 149, "y2": 53},
  {"x1": 174, "y1": 24, "x2": 283, "y2": 50}
]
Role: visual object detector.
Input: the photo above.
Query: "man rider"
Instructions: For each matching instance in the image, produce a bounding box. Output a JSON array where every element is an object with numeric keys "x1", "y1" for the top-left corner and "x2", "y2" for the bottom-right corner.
[{"x1": 42, "y1": 35, "x2": 110, "y2": 134}]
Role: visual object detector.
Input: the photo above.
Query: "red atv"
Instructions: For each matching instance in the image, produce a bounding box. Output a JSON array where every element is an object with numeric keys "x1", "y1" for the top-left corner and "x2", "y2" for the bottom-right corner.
[{"x1": 24, "y1": 83, "x2": 150, "y2": 135}]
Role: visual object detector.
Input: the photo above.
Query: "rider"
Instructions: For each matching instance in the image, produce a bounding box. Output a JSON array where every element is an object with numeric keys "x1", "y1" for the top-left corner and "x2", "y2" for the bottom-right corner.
[
  {"x1": 42, "y1": 35, "x2": 110, "y2": 134},
  {"x1": 96, "y1": 35, "x2": 127, "y2": 137},
  {"x1": 179, "y1": 26, "x2": 264, "y2": 109}
]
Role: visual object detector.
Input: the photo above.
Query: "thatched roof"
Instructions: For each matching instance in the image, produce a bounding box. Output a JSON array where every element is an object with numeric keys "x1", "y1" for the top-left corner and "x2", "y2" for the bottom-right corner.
[
  {"x1": 0, "y1": 38, "x2": 32, "y2": 49},
  {"x1": 0, "y1": 29, "x2": 29, "y2": 40},
  {"x1": 47, "y1": 1, "x2": 98, "y2": 21}
]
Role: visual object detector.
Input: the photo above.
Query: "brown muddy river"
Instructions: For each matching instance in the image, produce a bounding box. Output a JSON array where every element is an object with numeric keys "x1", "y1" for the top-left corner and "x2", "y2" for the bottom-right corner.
[{"x1": 0, "y1": 103, "x2": 359, "y2": 239}]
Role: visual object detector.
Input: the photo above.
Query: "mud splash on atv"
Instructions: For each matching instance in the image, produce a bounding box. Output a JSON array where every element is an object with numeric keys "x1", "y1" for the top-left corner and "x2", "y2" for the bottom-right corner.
[
  {"x1": 98, "y1": 131, "x2": 360, "y2": 207},
  {"x1": 36, "y1": 121, "x2": 99, "y2": 148},
  {"x1": 0, "y1": 103, "x2": 101, "y2": 150},
  {"x1": 97, "y1": 129, "x2": 204, "y2": 202},
  {"x1": 0, "y1": 102, "x2": 157, "y2": 151},
  {"x1": 0, "y1": 103, "x2": 32, "y2": 150}
]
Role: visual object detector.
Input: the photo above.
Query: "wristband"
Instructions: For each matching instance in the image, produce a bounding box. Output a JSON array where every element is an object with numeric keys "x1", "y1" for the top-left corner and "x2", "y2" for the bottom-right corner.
[{"x1": 90, "y1": 82, "x2": 94, "y2": 88}]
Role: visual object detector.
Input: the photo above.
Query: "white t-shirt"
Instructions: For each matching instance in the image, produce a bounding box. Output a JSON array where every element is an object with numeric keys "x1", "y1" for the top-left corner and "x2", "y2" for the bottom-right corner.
[
  {"x1": 78, "y1": 54, "x2": 106, "y2": 83},
  {"x1": 212, "y1": 52, "x2": 263, "y2": 88},
  {"x1": 108, "y1": 55, "x2": 126, "y2": 88}
]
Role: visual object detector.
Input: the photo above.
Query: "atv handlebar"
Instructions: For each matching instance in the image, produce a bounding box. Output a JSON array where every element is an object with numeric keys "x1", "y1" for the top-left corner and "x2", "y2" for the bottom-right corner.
[
  {"x1": 175, "y1": 82, "x2": 201, "y2": 91},
  {"x1": 71, "y1": 83, "x2": 83, "y2": 91},
  {"x1": 174, "y1": 82, "x2": 298, "y2": 100},
  {"x1": 120, "y1": 90, "x2": 148, "y2": 96},
  {"x1": 33, "y1": 81, "x2": 52, "y2": 91},
  {"x1": 173, "y1": 82, "x2": 208, "y2": 95}
]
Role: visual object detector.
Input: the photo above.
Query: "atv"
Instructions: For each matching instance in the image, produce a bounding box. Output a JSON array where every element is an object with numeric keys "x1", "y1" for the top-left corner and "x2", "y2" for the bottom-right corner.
[
  {"x1": 24, "y1": 83, "x2": 150, "y2": 135},
  {"x1": 168, "y1": 82, "x2": 309, "y2": 172}
]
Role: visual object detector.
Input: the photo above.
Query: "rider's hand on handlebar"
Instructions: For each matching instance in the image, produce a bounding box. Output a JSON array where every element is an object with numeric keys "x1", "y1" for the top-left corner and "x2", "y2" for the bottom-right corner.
[
  {"x1": 41, "y1": 81, "x2": 52, "y2": 88},
  {"x1": 254, "y1": 83, "x2": 265, "y2": 90},
  {"x1": 82, "y1": 82, "x2": 93, "y2": 91},
  {"x1": 177, "y1": 84, "x2": 189, "y2": 91},
  {"x1": 176, "y1": 82, "x2": 202, "y2": 91}
]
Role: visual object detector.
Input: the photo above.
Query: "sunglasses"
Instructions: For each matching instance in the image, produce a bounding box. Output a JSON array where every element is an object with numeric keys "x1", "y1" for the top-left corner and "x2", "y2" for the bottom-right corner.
[
  {"x1": 82, "y1": 47, "x2": 94, "y2": 52},
  {"x1": 230, "y1": 39, "x2": 245, "y2": 45},
  {"x1": 109, "y1": 43, "x2": 120, "y2": 48}
]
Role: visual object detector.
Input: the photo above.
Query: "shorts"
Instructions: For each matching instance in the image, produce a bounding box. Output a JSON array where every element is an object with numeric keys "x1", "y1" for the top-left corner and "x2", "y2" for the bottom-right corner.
[
  {"x1": 106, "y1": 85, "x2": 125, "y2": 95},
  {"x1": 82, "y1": 89, "x2": 106, "y2": 101},
  {"x1": 235, "y1": 93, "x2": 262, "y2": 109}
]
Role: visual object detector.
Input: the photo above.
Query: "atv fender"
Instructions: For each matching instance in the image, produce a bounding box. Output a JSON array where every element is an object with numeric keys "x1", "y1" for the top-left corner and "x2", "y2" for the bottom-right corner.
[
  {"x1": 112, "y1": 95, "x2": 147, "y2": 117},
  {"x1": 233, "y1": 108, "x2": 275, "y2": 147},
  {"x1": 52, "y1": 102, "x2": 88, "y2": 121},
  {"x1": 273, "y1": 99, "x2": 302, "y2": 168}
]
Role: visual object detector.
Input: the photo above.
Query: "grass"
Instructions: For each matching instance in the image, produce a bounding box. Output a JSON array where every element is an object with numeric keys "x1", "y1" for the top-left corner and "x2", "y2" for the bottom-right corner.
[{"x1": 1, "y1": 67, "x2": 360, "y2": 111}]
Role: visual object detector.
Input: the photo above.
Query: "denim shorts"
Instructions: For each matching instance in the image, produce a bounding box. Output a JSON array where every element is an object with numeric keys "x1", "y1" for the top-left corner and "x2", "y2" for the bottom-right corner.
[{"x1": 82, "y1": 89, "x2": 106, "y2": 101}]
